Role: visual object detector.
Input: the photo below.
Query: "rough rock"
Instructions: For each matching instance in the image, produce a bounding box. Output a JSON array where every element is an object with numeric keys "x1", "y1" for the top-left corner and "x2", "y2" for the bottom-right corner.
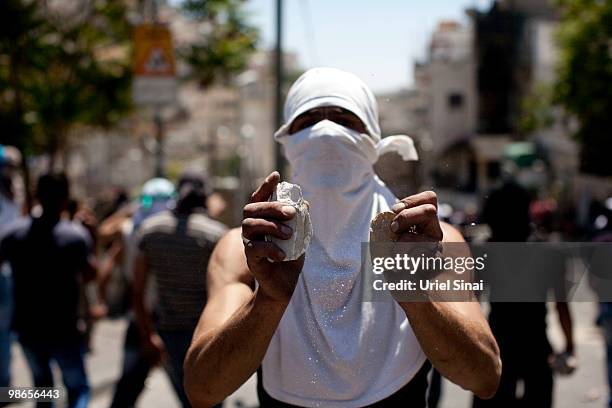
[
  {"x1": 267, "y1": 181, "x2": 313, "y2": 262},
  {"x1": 369, "y1": 211, "x2": 400, "y2": 242}
]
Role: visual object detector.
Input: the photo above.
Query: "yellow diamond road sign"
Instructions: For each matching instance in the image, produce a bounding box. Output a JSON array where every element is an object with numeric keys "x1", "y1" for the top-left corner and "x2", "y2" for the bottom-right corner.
[{"x1": 132, "y1": 23, "x2": 177, "y2": 106}]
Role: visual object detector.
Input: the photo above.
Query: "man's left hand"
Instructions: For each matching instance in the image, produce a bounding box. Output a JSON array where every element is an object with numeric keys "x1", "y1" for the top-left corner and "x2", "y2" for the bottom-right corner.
[{"x1": 391, "y1": 191, "x2": 443, "y2": 242}]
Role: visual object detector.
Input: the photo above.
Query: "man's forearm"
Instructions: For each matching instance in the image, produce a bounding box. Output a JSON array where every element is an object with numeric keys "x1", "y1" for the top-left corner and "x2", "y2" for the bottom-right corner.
[
  {"x1": 399, "y1": 301, "x2": 501, "y2": 399},
  {"x1": 184, "y1": 288, "x2": 287, "y2": 407},
  {"x1": 133, "y1": 295, "x2": 155, "y2": 340},
  {"x1": 97, "y1": 242, "x2": 122, "y2": 305}
]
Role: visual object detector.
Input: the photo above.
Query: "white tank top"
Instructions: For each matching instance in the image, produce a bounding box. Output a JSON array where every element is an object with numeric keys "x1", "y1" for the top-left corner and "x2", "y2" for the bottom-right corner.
[{"x1": 262, "y1": 179, "x2": 426, "y2": 407}]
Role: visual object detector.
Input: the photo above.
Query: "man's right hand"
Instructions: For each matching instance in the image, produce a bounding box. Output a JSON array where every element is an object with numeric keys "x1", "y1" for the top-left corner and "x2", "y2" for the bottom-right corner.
[{"x1": 242, "y1": 171, "x2": 304, "y2": 304}]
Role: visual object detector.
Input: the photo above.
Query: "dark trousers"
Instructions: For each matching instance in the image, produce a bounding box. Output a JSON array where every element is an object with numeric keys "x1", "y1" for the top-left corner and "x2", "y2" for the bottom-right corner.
[
  {"x1": 20, "y1": 340, "x2": 90, "y2": 408},
  {"x1": 427, "y1": 368, "x2": 442, "y2": 408},
  {"x1": 158, "y1": 329, "x2": 193, "y2": 408},
  {"x1": 157, "y1": 328, "x2": 223, "y2": 408},
  {"x1": 110, "y1": 320, "x2": 221, "y2": 408},
  {"x1": 110, "y1": 318, "x2": 152, "y2": 408},
  {"x1": 473, "y1": 343, "x2": 553, "y2": 408},
  {"x1": 600, "y1": 302, "x2": 612, "y2": 408}
]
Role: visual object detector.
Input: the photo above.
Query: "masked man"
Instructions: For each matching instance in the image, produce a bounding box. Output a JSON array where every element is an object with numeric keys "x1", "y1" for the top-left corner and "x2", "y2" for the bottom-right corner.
[{"x1": 184, "y1": 68, "x2": 501, "y2": 407}]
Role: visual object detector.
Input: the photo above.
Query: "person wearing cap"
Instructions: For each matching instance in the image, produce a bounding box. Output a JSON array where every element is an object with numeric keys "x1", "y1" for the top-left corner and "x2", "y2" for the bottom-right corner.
[
  {"x1": 132, "y1": 173, "x2": 227, "y2": 408},
  {"x1": 184, "y1": 68, "x2": 501, "y2": 407},
  {"x1": 105, "y1": 177, "x2": 176, "y2": 408}
]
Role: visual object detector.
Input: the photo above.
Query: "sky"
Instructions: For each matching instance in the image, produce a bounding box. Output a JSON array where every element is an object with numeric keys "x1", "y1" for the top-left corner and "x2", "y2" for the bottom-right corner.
[{"x1": 245, "y1": 0, "x2": 493, "y2": 93}]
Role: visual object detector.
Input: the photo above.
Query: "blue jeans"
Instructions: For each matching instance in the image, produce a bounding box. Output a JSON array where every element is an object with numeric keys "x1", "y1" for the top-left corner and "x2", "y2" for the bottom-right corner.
[
  {"x1": 601, "y1": 302, "x2": 612, "y2": 408},
  {"x1": 20, "y1": 341, "x2": 90, "y2": 408},
  {"x1": 0, "y1": 265, "x2": 12, "y2": 388}
]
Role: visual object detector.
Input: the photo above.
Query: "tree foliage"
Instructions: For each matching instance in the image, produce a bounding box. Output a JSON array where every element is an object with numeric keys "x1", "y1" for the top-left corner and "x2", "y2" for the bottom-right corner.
[
  {"x1": 554, "y1": 0, "x2": 612, "y2": 175},
  {"x1": 177, "y1": 0, "x2": 258, "y2": 88},
  {"x1": 518, "y1": 83, "x2": 555, "y2": 135},
  {"x1": 0, "y1": 0, "x2": 132, "y2": 165},
  {"x1": 0, "y1": 0, "x2": 258, "y2": 169}
]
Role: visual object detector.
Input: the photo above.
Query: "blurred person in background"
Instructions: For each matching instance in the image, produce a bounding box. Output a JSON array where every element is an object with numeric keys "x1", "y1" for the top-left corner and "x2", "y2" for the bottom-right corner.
[
  {"x1": 104, "y1": 177, "x2": 176, "y2": 408},
  {"x1": 530, "y1": 198, "x2": 561, "y2": 242},
  {"x1": 474, "y1": 177, "x2": 575, "y2": 408},
  {"x1": 97, "y1": 193, "x2": 137, "y2": 318},
  {"x1": 67, "y1": 199, "x2": 99, "y2": 242},
  {"x1": 600, "y1": 300, "x2": 612, "y2": 408},
  {"x1": 95, "y1": 188, "x2": 130, "y2": 223},
  {"x1": 0, "y1": 145, "x2": 23, "y2": 399},
  {"x1": 132, "y1": 173, "x2": 227, "y2": 408},
  {"x1": 0, "y1": 173, "x2": 97, "y2": 408},
  {"x1": 587, "y1": 199, "x2": 612, "y2": 408},
  {"x1": 66, "y1": 198, "x2": 105, "y2": 351},
  {"x1": 593, "y1": 237, "x2": 612, "y2": 408}
]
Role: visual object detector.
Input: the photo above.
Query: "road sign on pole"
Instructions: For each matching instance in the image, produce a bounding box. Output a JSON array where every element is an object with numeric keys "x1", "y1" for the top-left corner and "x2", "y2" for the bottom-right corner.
[
  {"x1": 132, "y1": 23, "x2": 177, "y2": 106},
  {"x1": 132, "y1": 21, "x2": 176, "y2": 177}
]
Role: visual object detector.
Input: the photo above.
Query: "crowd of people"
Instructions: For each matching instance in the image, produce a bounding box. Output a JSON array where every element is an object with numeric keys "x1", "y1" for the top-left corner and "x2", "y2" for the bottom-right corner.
[
  {"x1": 0, "y1": 161, "x2": 227, "y2": 407},
  {"x1": 0, "y1": 67, "x2": 611, "y2": 408}
]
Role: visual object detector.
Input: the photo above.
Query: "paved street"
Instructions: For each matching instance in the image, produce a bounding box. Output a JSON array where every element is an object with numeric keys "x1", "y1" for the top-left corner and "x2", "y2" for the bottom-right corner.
[{"x1": 4, "y1": 302, "x2": 607, "y2": 408}]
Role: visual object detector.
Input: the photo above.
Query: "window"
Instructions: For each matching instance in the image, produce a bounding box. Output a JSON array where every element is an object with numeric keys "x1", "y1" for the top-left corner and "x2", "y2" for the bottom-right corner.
[{"x1": 448, "y1": 92, "x2": 464, "y2": 109}]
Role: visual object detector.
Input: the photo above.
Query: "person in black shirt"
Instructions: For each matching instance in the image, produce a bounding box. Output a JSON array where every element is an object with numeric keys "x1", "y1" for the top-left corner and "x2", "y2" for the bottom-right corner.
[
  {"x1": 0, "y1": 174, "x2": 96, "y2": 408},
  {"x1": 473, "y1": 179, "x2": 575, "y2": 408}
]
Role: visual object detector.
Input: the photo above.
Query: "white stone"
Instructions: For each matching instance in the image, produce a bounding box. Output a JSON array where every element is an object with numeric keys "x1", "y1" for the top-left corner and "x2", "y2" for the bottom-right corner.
[{"x1": 267, "y1": 181, "x2": 313, "y2": 262}]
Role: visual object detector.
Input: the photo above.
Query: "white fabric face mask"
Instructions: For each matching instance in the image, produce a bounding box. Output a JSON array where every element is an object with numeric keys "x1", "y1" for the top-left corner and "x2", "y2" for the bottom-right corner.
[
  {"x1": 280, "y1": 120, "x2": 377, "y2": 193},
  {"x1": 278, "y1": 119, "x2": 381, "y2": 267}
]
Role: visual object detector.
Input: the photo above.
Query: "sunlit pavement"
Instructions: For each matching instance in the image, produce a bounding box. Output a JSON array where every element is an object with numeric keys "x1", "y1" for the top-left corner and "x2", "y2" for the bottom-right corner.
[{"x1": 4, "y1": 302, "x2": 607, "y2": 408}]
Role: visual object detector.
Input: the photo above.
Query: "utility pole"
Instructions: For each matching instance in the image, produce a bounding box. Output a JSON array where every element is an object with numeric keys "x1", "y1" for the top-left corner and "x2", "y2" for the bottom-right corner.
[
  {"x1": 151, "y1": 0, "x2": 165, "y2": 178},
  {"x1": 134, "y1": 0, "x2": 175, "y2": 178},
  {"x1": 153, "y1": 112, "x2": 164, "y2": 177},
  {"x1": 274, "y1": 0, "x2": 285, "y2": 174}
]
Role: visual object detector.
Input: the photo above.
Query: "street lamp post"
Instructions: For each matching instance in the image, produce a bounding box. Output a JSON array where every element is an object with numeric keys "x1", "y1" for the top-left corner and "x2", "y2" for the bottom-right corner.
[{"x1": 274, "y1": 0, "x2": 285, "y2": 175}]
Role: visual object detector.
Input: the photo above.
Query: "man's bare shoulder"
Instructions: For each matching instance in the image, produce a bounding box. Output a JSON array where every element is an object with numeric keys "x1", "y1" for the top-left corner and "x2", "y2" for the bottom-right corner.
[
  {"x1": 441, "y1": 221, "x2": 465, "y2": 243},
  {"x1": 215, "y1": 227, "x2": 245, "y2": 256},
  {"x1": 208, "y1": 227, "x2": 253, "y2": 289}
]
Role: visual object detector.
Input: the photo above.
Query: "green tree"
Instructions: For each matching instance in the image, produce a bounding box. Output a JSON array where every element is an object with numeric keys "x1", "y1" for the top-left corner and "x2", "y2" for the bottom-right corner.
[
  {"x1": 518, "y1": 83, "x2": 555, "y2": 135},
  {"x1": 0, "y1": 0, "x2": 45, "y2": 155},
  {"x1": 178, "y1": 0, "x2": 258, "y2": 88},
  {"x1": 0, "y1": 0, "x2": 258, "y2": 180},
  {"x1": 0, "y1": 0, "x2": 132, "y2": 170},
  {"x1": 554, "y1": 0, "x2": 612, "y2": 175}
]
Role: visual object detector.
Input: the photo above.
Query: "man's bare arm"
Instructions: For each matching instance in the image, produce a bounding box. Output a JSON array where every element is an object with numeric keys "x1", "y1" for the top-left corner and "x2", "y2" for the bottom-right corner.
[
  {"x1": 97, "y1": 240, "x2": 123, "y2": 304},
  {"x1": 185, "y1": 173, "x2": 304, "y2": 407},
  {"x1": 132, "y1": 250, "x2": 166, "y2": 364},
  {"x1": 183, "y1": 228, "x2": 288, "y2": 407},
  {"x1": 391, "y1": 191, "x2": 501, "y2": 399},
  {"x1": 398, "y1": 222, "x2": 500, "y2": 399}
]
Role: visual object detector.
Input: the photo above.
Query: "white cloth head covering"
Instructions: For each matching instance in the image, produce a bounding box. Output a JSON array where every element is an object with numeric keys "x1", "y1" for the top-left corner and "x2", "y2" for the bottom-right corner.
[{"x1": 275, "y1": 67, "x2": 418, "y2": 161}]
